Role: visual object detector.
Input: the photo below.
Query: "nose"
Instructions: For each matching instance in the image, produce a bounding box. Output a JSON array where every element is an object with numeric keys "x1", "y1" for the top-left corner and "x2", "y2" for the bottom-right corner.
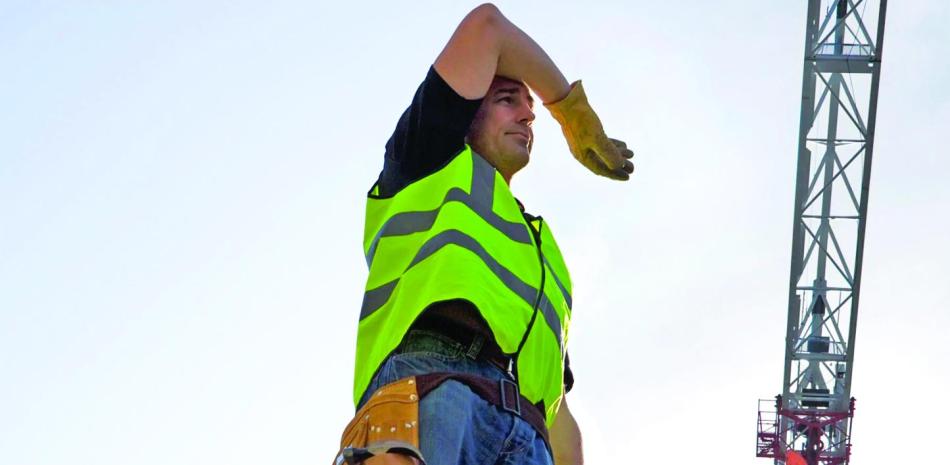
[{"x1": 521, "y1": 104, "x2": 535, "y2": 126}]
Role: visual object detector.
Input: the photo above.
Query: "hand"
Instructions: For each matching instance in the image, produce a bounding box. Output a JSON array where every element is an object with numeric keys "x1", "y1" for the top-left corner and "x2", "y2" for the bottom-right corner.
[{"x1": 545, "y1": 81, "x2": 635, "y2": 180}]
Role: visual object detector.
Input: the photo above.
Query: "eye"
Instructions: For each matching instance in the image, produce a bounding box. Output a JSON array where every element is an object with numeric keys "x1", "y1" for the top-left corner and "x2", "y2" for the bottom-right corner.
[{"x1": 497, "y1": 96, "x2": 513, "y2": 103}]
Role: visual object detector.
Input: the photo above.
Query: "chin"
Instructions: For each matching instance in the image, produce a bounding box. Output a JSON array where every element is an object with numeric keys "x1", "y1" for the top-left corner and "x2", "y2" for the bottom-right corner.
[
  {"x1": 507, "y1": 143, "x2": 531, "y2": 161},
  {"x1": 511, "y1": 152, "x2": 530, "y2": 173}
]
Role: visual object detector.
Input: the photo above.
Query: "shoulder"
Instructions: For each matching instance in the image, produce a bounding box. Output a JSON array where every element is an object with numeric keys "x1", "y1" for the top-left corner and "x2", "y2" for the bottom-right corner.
[{"x1": 377, "y1": 66, "x2": 484, "y2": 196}]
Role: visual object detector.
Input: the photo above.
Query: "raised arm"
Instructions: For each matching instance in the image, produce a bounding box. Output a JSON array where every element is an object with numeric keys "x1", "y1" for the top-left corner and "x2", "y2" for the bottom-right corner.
[
  {"x1": 434, "y1": 4, "x2": 635, "y2": 180},
  {"x1": 434, "y1": 3, "x2": 570, "y2": 103}
]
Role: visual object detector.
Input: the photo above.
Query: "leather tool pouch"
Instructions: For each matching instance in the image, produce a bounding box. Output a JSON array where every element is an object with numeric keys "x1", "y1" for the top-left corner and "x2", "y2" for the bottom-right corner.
[{"x1": 333, "y1": 377, "x2": 425, "y2": 465}]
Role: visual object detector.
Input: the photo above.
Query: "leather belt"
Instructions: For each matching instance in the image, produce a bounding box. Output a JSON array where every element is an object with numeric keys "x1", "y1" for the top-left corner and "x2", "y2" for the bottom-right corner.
[
  {"x1": 404, "y1": 313, "x2": 549, "y2": 446},
  {"x1": 414, "y1": 372, "x2": 550, "y2": 446}
]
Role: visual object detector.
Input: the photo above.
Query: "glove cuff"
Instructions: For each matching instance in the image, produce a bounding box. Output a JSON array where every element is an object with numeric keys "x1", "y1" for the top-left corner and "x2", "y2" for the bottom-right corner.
[
  {"x1": 544, "y1": 79, "x2": 587, "y2": 111},
  {"x1": 544, "y1": 80, "x2": 588, "y2": 123}
]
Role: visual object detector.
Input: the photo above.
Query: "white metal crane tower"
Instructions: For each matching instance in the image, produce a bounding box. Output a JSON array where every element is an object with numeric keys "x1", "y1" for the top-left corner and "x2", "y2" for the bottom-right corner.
[{"x1": 756, "y1": 1, "x2": 887, "y2": 464}]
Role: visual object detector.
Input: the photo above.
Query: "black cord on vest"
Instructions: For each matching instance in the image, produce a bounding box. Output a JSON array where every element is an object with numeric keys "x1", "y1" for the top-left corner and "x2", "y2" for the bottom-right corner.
[{"x1": 512, "y1": 217, "x2": 546, "y2": 382}]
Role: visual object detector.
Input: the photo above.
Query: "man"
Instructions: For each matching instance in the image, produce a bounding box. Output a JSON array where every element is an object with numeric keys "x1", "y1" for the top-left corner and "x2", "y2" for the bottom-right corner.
[{"x1": 335, "y1": 4, "x2": 634, "y2": 465}]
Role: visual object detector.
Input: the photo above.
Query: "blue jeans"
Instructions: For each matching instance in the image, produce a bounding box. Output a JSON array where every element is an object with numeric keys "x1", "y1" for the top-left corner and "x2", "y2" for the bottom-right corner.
[{"x1": 358, "y1": 330, "x2": 553, "y2": 465}]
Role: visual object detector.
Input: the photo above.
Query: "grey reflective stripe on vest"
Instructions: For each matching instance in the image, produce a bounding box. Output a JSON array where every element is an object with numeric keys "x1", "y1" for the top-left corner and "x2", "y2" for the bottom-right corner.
[
  {"x1": 365, "y1": 153, "x2": 531, "y2": 267},
  {"x1": 537, "y1": 293, "x2": 564, "y2": 353},
  {"x1": 359, "y1": 229, "x2": 564, "y2": 351},
  {"x1": 359, "y1": 279, "x2": 398, "y2": 320},
  {"x1": 543, "y1": 256, "x2": 573, "y2": 310},
  {"x1": 361, "y1": 229, "x2": 534, "y2": 319}
]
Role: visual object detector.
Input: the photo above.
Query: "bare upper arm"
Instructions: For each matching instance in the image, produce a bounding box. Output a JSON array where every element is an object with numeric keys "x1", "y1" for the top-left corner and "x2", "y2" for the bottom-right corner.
[{"x1": 433, "y1": 3, "x2": 504, "y2": 100}]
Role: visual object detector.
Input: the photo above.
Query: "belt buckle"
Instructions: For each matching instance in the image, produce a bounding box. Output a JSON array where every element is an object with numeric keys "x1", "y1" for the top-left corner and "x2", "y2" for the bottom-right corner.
[{"x1": 499, "y1": 378, "x2": 521, "y2": 416}]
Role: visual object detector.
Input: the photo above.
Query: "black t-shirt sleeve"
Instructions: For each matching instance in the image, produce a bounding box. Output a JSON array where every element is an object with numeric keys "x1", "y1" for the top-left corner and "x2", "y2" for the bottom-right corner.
[
  {"x1": 377, "y1": 66, "x2": 484, "y2": 196},
  {"x1": 564, "y1": 352, "x2": 575, "y2": 393}
]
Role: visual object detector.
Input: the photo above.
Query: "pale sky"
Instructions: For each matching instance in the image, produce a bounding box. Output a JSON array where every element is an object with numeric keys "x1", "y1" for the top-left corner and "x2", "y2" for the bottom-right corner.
[{"x1": 2, "y1": 1, "x2": 948, "y2": 464}]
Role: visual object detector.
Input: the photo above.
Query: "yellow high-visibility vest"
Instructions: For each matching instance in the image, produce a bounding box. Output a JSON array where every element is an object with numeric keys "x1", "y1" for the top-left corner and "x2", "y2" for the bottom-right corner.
[{"x1": 355, "y1": 146, "x2": 573, "y2": 426}]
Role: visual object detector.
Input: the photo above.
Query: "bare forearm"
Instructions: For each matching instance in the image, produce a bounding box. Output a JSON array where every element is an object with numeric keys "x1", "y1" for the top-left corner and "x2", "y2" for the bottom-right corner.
[
  {"x1": 491, "y1": 8, "x2": 571, "y2": 104},
  {"x1": 434, "y1": 4, "x2": 570, "y2": 103},
  {"x1": 550, "y1": 398, "x2": 583, "y2": 465}
]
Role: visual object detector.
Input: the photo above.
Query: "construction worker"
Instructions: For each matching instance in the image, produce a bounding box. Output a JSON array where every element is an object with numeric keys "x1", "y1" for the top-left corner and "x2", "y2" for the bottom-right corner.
[{"x1": 334, "y1": 4, "x2": 634, "y2": 465}]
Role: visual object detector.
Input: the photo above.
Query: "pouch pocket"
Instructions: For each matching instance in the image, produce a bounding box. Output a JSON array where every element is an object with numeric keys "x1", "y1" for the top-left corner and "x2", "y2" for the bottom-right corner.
[{"x1": 333, "y1": 376, "x2": 425, "y2": 464}]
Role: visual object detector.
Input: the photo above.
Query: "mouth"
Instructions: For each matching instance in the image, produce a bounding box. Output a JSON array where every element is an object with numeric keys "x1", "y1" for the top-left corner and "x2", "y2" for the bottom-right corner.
[{"x1": 507, "y1": 131, "x2": 531, "y2": 142}]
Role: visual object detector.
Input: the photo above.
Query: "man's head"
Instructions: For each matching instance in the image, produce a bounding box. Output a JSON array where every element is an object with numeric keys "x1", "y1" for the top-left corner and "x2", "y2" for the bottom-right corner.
[{"x1": 466, "y1": 76, "x2": 535, "y2": 183}]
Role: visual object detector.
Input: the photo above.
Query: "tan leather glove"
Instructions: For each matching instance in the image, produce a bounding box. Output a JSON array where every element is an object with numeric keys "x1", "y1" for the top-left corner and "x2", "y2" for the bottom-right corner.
[{"x1": 545, "y1": 81, "x2": 635, "y2": 180}]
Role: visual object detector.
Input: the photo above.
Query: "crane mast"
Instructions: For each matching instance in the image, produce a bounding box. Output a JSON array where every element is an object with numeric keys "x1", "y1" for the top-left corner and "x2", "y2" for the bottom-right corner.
[{"x1": 757, "y1": 1, "x2": 887, "y2": 464}]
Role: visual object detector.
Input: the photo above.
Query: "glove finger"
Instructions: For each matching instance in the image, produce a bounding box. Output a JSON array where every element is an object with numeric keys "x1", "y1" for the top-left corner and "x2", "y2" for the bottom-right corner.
[
  {"x1": 608, "y1": 138, "x2": 627, "y2": 150},
  {"x1": 609, "y1": 165, "x2": 631, "y2": 180},
  {"x1": 582, "y1": 149, "x2": 625, "y2": 179},
  {"x1": 594, "y1": 139, "x2": 627, "y2": 170},
  {"x1": 592, "y1": 152, "x2": 630, "y2": 181},
  {"x1": 609, "y1": 138, "x2": 634, "y2": 159},
  {"x1": 607, "y1": 155, "x2": 632, "y2": 179},
  {"x1": 581, "y1": 149, "x2": 614, "y2": 176},
  {"x1": 622, "y1": 159, "x2": 634, "y2": 174}
]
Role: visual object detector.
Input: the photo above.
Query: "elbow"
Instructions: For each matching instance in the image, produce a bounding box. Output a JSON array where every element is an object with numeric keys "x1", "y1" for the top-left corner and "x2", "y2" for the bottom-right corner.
[
  {"x1": 466, "y1": 3, "x2": 504, "y2": 31},
  {"x1": 471, "y1": 3, "x2": 502, "y2": 19},
  {"x1": 450, "y1": 3, "x2": 505, "y2": 54}
]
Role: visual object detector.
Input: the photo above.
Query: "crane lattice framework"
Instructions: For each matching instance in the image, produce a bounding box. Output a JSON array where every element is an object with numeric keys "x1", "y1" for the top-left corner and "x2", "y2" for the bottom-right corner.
[{"x1": 757, "y1": 1, "x2": 887, "y2": 465}]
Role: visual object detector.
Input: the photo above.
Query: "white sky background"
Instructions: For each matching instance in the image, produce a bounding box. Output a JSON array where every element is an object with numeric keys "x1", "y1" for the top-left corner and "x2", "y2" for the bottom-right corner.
[{"x1": 1, "y1": 1, "x2": 947, "y2": 464}]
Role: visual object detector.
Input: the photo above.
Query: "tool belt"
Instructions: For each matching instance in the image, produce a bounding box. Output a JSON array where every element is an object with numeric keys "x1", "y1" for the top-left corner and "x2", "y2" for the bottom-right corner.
[{"x1": 333, "y1": 373, "x2": 549, "y2": 465}]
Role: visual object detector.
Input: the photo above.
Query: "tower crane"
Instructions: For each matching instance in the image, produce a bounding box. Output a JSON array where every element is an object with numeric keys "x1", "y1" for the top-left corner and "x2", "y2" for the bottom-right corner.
[{"x1": 756, "y1": 1, "x2": 887, "y2": 464}]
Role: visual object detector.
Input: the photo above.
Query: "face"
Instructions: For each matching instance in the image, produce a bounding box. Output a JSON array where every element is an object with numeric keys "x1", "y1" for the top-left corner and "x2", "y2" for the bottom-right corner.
[{"x1": 466, "y1": 77, "x2": 536, "y2": 182}]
